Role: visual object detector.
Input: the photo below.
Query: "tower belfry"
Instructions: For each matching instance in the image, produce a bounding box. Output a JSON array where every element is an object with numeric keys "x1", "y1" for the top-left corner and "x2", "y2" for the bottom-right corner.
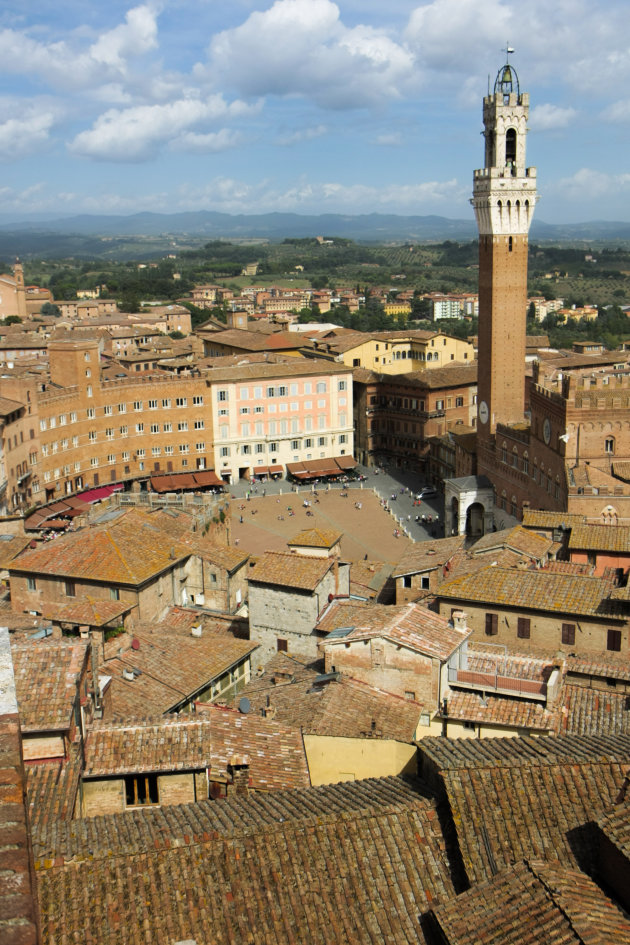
[{"x1": 471, "y1": 54, "x2": 538, "y2": 438}]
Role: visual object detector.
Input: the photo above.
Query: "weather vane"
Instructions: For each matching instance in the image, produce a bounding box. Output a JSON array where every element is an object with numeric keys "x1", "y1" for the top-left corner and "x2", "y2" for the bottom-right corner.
[{"x1": 503, "y1": 43, "x2": 515, "y2": 61}]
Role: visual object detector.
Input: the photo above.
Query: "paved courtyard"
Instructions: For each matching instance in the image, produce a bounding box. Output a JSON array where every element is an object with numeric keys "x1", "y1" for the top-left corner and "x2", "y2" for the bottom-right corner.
[{"x1": 228, "y1": 465, "x2": 444, "y2": 563}]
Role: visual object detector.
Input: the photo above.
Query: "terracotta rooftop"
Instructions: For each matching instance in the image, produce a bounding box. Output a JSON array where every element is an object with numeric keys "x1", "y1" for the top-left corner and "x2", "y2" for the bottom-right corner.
[
  {"x1": 418, "y1": 734, "x2": 630, "y2": 885},
  {"x1": 35, "y1": 799, "x2": 454, "y2": 945},
  {"x1": 437, "y1": 566, "x2": 619, "y2": 618},
  {"x1": 568, "y1": 523, "x2": 630, "y2": 553},
  {"x1": 11, "y1": 639, "x2": 88, "y2": 732},
  {"x1": 9, "y1": 511, "x2": 191, "y2": 584},
  {"x1": 393, "y1": 536, "x2": 465, "y2": 577},
  {"x1": 442, "y1": 689, "x2": 556, "y2": 731},
  {"x1": 428, "y1": 858, "x2": 630, "y2": 945},
  {"x1": 348, "y1": 559, "x2": 393, "y2": 600},
  {"x1": 596, "y1": 798, "x2": 630, "y2": 867},
  {"x1": 470, "y1": 524, "x2": 554, "y2": 560},
  {"x1": 564, "y1": 653, "x2": 630, "y2": 682},
  {"x1": 32, "y1": 774, "x2": 427, "y2": 864},
  {"x1": 103, "y1": 618, "x2": 257, "y2": 718},
  {"x1": 248, "y1": 550, "x2": 334, "y2": 591},
  {"x1": 522, "y1": 510, "x2": 587, "y2": 529},
  {"x1": 320, "y1": 601, "x2": 469, "y2": 662},
  {"x1": 83, "y1": 710, "x2": 311, "y2": 791},
  {"x1": 287, "y1": 527, "x2": 342, "y2": 549},
  {"x1": 26, "y1": 746, "x2": 83, "y2": 835},
  {"x1": 236, "y1": 652, "x2": 422, "y2": 741},
  {"x1": 559, "y1": 684, "x2": 630, "y2": 736},
  {"x1": 39, "y1": 596, "x2": 131, "y2": 627}
]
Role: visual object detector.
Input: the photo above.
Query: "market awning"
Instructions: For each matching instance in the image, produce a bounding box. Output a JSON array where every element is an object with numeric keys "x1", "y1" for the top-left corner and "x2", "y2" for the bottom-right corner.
[
  {"x1": 150, "y1": 470, "x2": 224, "y2": 493},
  {"x1": 77, "y1": 484, "x2": 123, "y2": 503},
  {"x1": 334, "y1": 455, "x2": 357, "y2": 470},
  {"x1": 192, "y1": 470, "x2": 224, "y2": 488}
]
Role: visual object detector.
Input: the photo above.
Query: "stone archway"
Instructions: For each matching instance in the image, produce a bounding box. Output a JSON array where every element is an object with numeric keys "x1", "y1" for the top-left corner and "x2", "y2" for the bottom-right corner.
[
  {"x1": 466, "y1": 502, "x2": 486, "y2": 539},
  {"x1": 444, "y1": 475, "x2": 494, "y2": 538}
]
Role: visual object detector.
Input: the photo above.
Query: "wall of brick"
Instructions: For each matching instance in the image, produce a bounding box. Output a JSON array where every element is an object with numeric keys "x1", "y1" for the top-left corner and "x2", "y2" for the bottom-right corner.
[
  {"x1": 322, "y1": 638, "x2": 439, "y2": 706},
  {"x1": 436, "y1": 598, "x2": 628, "y2": 658},
  {"x1": 81, "y1": 778, "x2": 125, "y2": 817},
  {"x1": 157, "y1": 772, "x2": 195, "y2": 806}
]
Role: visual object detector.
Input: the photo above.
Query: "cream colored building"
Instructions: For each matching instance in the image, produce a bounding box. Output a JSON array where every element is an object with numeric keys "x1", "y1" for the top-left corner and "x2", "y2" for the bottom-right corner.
[{"x1": 309, "y1": 329, "x2": 475, "y2": 374}]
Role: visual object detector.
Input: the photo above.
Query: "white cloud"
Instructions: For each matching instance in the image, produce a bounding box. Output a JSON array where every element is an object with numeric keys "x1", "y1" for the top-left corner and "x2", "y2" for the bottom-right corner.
[
  {"x1": 557, "y1": 168, "x2": 630, "y2": 201},
  {"x1": 529, "y1": 104, "x2": 577, "y2": 132},
  {"x1": 0, "y1": 4, "x2": 159, "y2": 91},
  {"x1": 175, "y1": 174, "x2": 465, "y2": 214},
  {"x1": 405, "y1": 0, "x2": 512, "y2": 72},
  {"x1": 0, "y1": 102, "x2": 57, "y2": 160},
  {"x1": 276, "y1": 125, "x2": 328, "y2": 146},
  {"x1": 602, "y1": 100, "x2": 630, "y2": 123},
  {"x1": 69, "y1": 94, "x2": 259, "y2": 161},
  {"x1": 205, "y1": 0, "x2": 415, "y2": 108},
  {"x1": 374, "y1": 132, "x2": 403, "y2": 146},
  {"x1": 172, "y1": 128, "x2": 244, "y2": 153}
]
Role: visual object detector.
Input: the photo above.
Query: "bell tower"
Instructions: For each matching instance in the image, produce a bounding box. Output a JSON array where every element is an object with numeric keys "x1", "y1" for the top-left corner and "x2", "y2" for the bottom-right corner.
[{"x1": 471, "y1": 54, "x2": 538, "y2": 439}]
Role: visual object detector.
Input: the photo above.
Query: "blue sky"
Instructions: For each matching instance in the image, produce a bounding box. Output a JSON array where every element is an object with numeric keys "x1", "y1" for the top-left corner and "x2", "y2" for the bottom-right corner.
[{"x1": 0, "y1": 0, "x2": 629, "y2": 223}]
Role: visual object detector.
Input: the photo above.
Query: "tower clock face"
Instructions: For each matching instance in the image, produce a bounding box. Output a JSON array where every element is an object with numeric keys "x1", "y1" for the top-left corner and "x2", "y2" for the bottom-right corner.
[
  {"x1": 479, "y1": 400, "x2": 489, "y2": 425},
  {"x1": 543, "y1": 417, "x2": 551, "y2": 444}
]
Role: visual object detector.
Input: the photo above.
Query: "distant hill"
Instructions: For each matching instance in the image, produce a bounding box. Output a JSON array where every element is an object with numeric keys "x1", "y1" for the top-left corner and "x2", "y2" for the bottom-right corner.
[{"x1": 0, "y1": 210, "x2": 629, "y2": 258}]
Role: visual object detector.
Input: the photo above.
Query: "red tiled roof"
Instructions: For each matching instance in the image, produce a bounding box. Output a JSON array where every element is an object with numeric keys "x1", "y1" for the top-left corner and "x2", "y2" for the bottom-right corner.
[
  {"x1": 83, "y1": 711, "x2": 311, "y2": 791},
  {"x1": 11, "y1": 640, "x2": 88, "y2": 732}
]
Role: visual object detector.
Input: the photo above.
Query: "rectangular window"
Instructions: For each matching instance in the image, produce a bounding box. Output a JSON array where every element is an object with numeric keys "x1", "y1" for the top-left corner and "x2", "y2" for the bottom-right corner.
[
  {"x1": 27, "y1": 577, "x2": 37, "y2": 592},
  {"x1": 277, "y1": 638, "x2": 288, "y2": 652},
  {"x1": 148, "y1": 399, "x2": 158, "y2": 409},
  {"x1": 177, "y1": 421, "x2": 188, "y2": 431},
  {"x1": 133, "y1": 401, "x2": 142, "y2": 411},
  {"x1": 65, "y1": 580, "x2": 76, "y2": 597},
  {"x1": 561, "y1": 623, "x2": 575, "y2": 646},
  {"x1": 88, "y1": 431, "x2": 97, "y2": 442},
  {"x1": 106, "y1": 428, "x2": 114, "y2": 441},
  {"x1": 179, "y1": 444, "x2": 189, "y2": 454},
  {"x1": 193, "y1": 395, "x2": 203, "y2": 406},
  {"x1": 220, "y1": 446, "x2": 230, "y2": 457},
  {"x1": 176, "y1": 397, "x2": 187, "y2": 407},
  {"x1": 164, "y1": 445, "x2": 173, "y2": 455},
  {"x1": 107, "y1": 454, "x2": 115, "y2": 465},
  {"x1": 218, "y1": 390, "x2": 228, "y2": 402},
  {"x1": 338, "y1": 380, "x2": 346, "y2": 391},
  {"x1": 291, "y1": 439, "x2": 300, "y2": 450},
  {"x1": 607, "y1": 629, "x2": 622, "y2": 652},
  {"x1": 194, "y1": 420, "x2": 204, "y2": 430},
  {"x1": 152, "y1": 446, "x2": 161, "y2": 457},
  {"x1": 162, "y1": 399, "x2": 171, "y2": 408},
  {"x1": 86, "y1": 408, "x2": 95, "y2": 419},
  {"x1": 485, "y1": 613, "x2": 498, "y2": 636},
  {"x1": 120, "y1": 426, "x2": 128, "y2": 437},
  {"x1": 517, "y1": 617, "x2": 531, "y2": 639},
  {"x1": 150, "y1": 423, "x2": 159, "y2": 434},
  {"x1": 118, "y1": 403, "x2": 126, "y2": 414},
  {"x1": 124, "y1": 774, "x2": 158, "y2": 807},
  {"x1": 196, "y1": 442, "x2": 205, "y2": 452},
  {"x1": 163, "y1": 422, "x2": 172, "y2": 433},
  {"x1": 136, "y1": 423, "x2": 144, "y2": 434}
]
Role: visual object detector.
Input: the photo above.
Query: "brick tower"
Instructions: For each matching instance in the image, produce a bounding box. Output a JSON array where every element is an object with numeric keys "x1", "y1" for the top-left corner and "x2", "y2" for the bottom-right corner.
[{"x1": 471, "y1": 55, "x2": 538, "y2": 440}]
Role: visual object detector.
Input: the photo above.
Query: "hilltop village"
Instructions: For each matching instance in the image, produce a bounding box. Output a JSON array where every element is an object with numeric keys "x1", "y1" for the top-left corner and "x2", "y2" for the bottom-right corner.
[{"x1": 1, "y1": 61, "x2": 630, "y2": 945}]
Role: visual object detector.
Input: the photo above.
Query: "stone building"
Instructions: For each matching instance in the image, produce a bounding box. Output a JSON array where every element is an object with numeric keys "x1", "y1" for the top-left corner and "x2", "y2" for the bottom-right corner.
[{"x1": 247, "y1": 550, "x2": 350, "y2": 663}]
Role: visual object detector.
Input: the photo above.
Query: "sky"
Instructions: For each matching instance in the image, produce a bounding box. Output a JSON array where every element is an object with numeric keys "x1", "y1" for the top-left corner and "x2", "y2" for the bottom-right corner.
[{"x1": 0, "y1": 0, "x2": 629, "y2": 224}]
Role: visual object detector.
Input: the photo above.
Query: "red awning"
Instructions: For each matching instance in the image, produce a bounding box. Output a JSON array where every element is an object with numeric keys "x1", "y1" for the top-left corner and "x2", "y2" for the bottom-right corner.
[
  {"x1": 335, "y1": 455, "x2": 357, "y2": 470},
  {"x1": 77, "y1": 484, "x2": 123, "y2": 503},
  {"x1": 269, "y1": 465, "x2": 283, "y2": 474}
]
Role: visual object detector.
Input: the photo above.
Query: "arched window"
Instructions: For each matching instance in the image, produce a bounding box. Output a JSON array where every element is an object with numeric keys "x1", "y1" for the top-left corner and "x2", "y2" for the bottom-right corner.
[
  {"x1": 522, "y1": 451, "x2": 529, "y2": 475},
  {"x1": 509, "y1": 236, "x2": 513, "y2": 252},
  {"x1": 506, "y1": 128, "x2": 517, "y2": 167},
  {"x1": 605, "y1": 436, "x2": 615, "y2": 454},
  {"x1": 501, "y1": 441, "x2": 508, "y2": 463}
]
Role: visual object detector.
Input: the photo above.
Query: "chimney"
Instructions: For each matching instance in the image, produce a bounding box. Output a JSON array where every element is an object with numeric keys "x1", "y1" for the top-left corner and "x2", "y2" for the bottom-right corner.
[
  {"x1": 452, "y1": 610, "x2": 467, "y2": 632},
  {"x1": 228, "y1": 754, "x2": 250, "y2": 796}
]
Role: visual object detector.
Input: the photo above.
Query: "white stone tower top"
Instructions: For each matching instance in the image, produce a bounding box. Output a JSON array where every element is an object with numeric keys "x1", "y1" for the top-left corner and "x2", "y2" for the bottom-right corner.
[{"x1": 471, "y1": 57, "x2": 538, "y2": 236}]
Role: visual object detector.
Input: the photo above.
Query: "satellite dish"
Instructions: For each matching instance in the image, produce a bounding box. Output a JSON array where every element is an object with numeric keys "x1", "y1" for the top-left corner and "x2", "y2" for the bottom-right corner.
[{"x1": 239, "y1": 697, "x2": 251, "y2": 714}]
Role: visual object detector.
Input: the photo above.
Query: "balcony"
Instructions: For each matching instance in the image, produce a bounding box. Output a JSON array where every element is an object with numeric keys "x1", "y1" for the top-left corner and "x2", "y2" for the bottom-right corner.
[{"x1": 447, "y1": 644, "x2": 553, "y2": 702}]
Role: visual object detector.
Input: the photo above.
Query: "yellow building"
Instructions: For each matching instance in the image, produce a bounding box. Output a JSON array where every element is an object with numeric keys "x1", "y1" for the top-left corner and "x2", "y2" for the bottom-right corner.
[{"x1": 309, "y1": 329, "x2": 474, "y2": 374}]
